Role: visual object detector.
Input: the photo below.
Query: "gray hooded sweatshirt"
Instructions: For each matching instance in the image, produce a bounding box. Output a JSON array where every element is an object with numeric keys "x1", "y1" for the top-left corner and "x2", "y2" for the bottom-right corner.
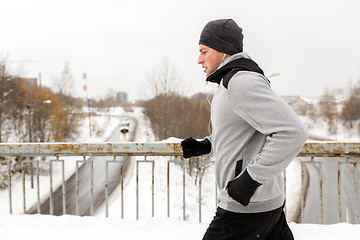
[{"x1": 208, "y1": 52, "x2": 308, "y2": 213}]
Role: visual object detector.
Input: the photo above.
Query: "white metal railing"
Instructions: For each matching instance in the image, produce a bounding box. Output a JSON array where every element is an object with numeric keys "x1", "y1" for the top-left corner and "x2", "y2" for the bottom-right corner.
[{"x1": 0, "y1": 142, "x2": 359, "y2": 223}]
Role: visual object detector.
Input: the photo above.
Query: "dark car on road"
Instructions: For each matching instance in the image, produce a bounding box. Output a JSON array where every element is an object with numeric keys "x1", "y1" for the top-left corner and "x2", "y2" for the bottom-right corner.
[{"x1": 120, "y1": 118, "x2": 130, "y2": 133}]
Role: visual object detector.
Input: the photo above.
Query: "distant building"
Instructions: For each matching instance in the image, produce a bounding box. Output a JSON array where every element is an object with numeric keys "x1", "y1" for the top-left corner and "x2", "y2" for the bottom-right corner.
[
  {"x1": 332, "y1": 89, "x2": 346, "y2": 114},
  {"x1": 332, "y1": 88, "x2": 344, "y2": 97},
  {"x1": 22, "y1": 78, "x2": 38, "y2": 87},
  {"x1": 282, "y1": 96, "x2": 313, "y2": 116},
  {"x1": 331, "y1": 96, "x2": 346, "y2": 115},
  {"x1": 116, "y1": 91, "x2": 128, "y2": 103},
  {"x1": 282, "y1": 93, "x2": 346, "y2": 116},
  {"x1": 333, "y1": 100, "x2": 345, "y2": 114}
]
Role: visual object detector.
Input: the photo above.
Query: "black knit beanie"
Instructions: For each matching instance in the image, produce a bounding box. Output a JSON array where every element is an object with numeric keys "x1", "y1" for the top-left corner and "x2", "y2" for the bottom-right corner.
[{"x1": 199, "y1": 19, "x2": 243, "y2": 55}]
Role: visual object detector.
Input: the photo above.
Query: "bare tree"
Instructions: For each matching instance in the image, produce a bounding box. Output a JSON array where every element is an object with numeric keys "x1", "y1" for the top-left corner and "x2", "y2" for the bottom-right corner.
[
  {"x1": 318, "y1": 88, "x2": 337, "y2": 133},
  {"x1": 342, "y1": 79, "x2": 360, "y2": 127},
  {"x1": 53, "y1": 61, "x2": 74, "y2": 96},
  {"x1": 144, "y1": 58, "x2": 182, "y2": 139},
  {"x1": 50, "y1": 62, "x2": 82, "y2": 140},
  {"x1": 147, "y1": 57, "x2": 181, "y2": 98},
  {"x1": 0, "y1": 61, "x2": 16, "y2": 142}
]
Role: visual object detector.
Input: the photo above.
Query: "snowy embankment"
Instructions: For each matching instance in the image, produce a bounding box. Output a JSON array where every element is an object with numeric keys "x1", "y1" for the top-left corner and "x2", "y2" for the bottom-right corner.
[{"x1": 0, "y1": 107, "x2": 360, "y2": 239}]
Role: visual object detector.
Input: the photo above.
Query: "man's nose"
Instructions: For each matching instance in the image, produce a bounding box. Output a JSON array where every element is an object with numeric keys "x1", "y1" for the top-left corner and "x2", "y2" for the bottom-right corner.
[{"x1": 197, "y1": 55, "x2": 203, "y2": 65}]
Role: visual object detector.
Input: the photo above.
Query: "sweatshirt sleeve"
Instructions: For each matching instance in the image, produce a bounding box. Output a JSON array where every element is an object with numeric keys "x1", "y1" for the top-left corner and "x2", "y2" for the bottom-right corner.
[
  {"x1": 204, "y1": 135, "x2": 214, "y2": 155},
  {"x1": 227, "y1": 71, "x2": 308, "y2": 183}
]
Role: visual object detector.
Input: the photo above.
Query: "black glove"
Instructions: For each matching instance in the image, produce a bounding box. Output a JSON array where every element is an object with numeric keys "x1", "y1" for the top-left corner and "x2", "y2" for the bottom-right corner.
[
  {"x1": 181, "y1": 137, "x2": 211, "y2": 158},
  {"x1": 227, "y1": 169, "x2": 262, "y2": 206}
]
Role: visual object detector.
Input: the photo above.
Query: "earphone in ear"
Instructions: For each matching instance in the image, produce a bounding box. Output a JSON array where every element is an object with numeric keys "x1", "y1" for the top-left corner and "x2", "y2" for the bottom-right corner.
[{"x1": 221, "y1": 53, "x2": 227, "y2": 64}]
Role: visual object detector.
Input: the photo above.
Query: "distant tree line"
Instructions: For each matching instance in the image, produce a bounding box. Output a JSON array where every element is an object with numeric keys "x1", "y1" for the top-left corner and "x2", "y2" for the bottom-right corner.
[
  {"x1": 342, "y1": 81, "x2": 360, "y2": 124},
  {"x1": 0, "y1": 61, "x2": 82, "y2": 143},
  {"x1": 140, "y1": 92, "x2": 211, "y2": 140},
  {"x1": 91, "y1": 90, "x2": 123, "y2": 112},
  {"x1": 316, "y1": 79, "x2": 360, "y2": 135},
  {"x1": 140, "y1": 58, "x2": 211, "y2": 140}
]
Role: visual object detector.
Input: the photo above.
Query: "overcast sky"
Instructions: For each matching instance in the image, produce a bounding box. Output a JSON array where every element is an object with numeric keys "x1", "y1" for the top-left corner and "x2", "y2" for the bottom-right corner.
[{"x1": 1, "y1": 0, "x2": 360, "y2": 101}]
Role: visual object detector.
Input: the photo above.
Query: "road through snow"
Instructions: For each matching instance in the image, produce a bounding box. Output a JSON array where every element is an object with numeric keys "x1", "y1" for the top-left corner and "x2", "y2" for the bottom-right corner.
[{"x1": 28, "y1": 116, "x2": 137, "y2": 215}]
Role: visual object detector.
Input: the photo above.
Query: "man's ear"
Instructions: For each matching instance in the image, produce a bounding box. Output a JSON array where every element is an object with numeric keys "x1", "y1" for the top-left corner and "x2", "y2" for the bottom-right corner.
[{"x1": 221, "y1": 53, "x2": 230, "y2": 63}]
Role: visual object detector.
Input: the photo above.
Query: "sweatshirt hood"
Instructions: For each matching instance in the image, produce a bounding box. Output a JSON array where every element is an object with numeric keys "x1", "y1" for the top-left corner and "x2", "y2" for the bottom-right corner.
[{"x1": 206, "y1": 52, "x2": 264, "y2": 85}]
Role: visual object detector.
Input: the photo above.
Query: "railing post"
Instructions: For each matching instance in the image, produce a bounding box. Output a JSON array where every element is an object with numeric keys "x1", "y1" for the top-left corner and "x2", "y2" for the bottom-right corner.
[
  {"x1": 215, "y1": 182, "x2": 217, "y2": 211},
  {"x1": 301, "y1": 160, "x2": 305, "y2": 222},
  {"x1": 61, "y1": 157, "x2": 66, "y2": 215},
  {"x1": 136, "y1": 160, "x2": 139, "y2": 220},
  {"x1": 49, "y1": 156, "x2": 65, "y2": 215},
  {"x1": 49, "y1": 158, "x2": 53, "y2": 215},
  {"x1": 90, "y1": 158, "x2": 94, "y2": 216},
  {"x1": 7, "y1": 159, "x2": 12, "y2": 214},
  {"x1": 183, "y1": 158, "x2": 186, "y2": 221},
  {"x1": 30, "y1": 159, "x2": 34, "y2": 189},
  {"x1": 338, "y1": 161, "x2": 342, "y2": 223},
  {"x1": 300, "y1": 157, "x2": 323, "y2": 224},
  {"x1": 284, "y1": 169, "x2": 287, "y2": 216},
  {"x1": 76, "y1": 157, "x2": 86, "y2": 216},
  {"x1": 21, "y1": 158, "x2": 34, "y2": 214},
  {"x1": 198, "y1": 166, "x2": 202, "y2": 223},
  {"x1": 105, "y1": 156, "x2": 124, "y2": 218},
  {"x1": 319, "y1": 159, "x2": 323, "y2": 224},
  {"x1": 337, "y1": 156, "x2": 359, "y2": 223},
  {"x1": 354, "y1": 161, "x2": 359, "y2": 223},
  {"x1": 136, "y1": 156, "x2": 155, "y2": 220},
  {"x1": 167, "y1": 160, "x2": 170, "y2": 218},
  {"x1": 105, "y1": 159, "x2": 109, "y2": 217},
  {"x1": 22, "y1": 160, "x2": 26, "y2": 214},
  {"x1": 121, "y1": 164, "x2": 124, "y2": 219},
  {"x1": 151, "y1": 157, "x2": 155, "y2": 218},
  {"x1": 36, "y1": 159, "x2": 41, "y2": 214}
]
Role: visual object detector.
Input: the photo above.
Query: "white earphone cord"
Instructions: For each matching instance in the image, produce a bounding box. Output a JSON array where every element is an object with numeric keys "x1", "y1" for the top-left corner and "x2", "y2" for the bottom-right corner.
[{"x1": 204, "y1": 53, "x2": 226, "y2": 137}]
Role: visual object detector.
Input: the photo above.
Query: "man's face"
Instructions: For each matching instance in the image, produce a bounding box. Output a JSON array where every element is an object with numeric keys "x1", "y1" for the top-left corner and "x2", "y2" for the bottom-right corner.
[{"x1": 197, "y1": 44, "x2": 225, "y2": 77}]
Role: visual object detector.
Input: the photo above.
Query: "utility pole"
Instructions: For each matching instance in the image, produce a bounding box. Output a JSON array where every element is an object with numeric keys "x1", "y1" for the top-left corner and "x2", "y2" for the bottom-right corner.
[
  {"x1": 88, "y1": 98, "x2": 92, "y2": 137},
  {"x1": 27, "y1": 104, "x2": 32, "y2": 142},
  {"x1": 38, "y1": 72, "x2": 42, "y2": 86}
]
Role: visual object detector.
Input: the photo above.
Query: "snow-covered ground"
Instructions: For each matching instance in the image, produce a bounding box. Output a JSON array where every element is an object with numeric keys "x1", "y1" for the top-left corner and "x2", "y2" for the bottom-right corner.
[
  {"x1": 1, "y1": 213, "x2": 360, "y2": 240},
  {"x1": 301, "y1": 116, "x2": 360, "y2": 141},
  {"x1": 1, "y1": 107, "x2": 360, "y2": 239}
]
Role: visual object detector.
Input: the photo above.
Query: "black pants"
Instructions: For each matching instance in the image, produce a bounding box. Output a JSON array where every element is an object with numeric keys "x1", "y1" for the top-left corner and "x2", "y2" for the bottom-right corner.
[{"x1": 202, "y1": 204, "x2": 294, "y2": 240}]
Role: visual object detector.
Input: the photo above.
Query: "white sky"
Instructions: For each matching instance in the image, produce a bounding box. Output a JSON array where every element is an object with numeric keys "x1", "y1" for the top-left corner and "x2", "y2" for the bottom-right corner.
[{"x1": 1, "y1": 0, "x2": 360, "y2": 101}]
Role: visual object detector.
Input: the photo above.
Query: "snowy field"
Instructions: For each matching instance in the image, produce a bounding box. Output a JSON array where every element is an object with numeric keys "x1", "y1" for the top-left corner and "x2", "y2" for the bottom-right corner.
[{"x1": 1, "y1": 107, "x2": 360, "y2": 239}]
